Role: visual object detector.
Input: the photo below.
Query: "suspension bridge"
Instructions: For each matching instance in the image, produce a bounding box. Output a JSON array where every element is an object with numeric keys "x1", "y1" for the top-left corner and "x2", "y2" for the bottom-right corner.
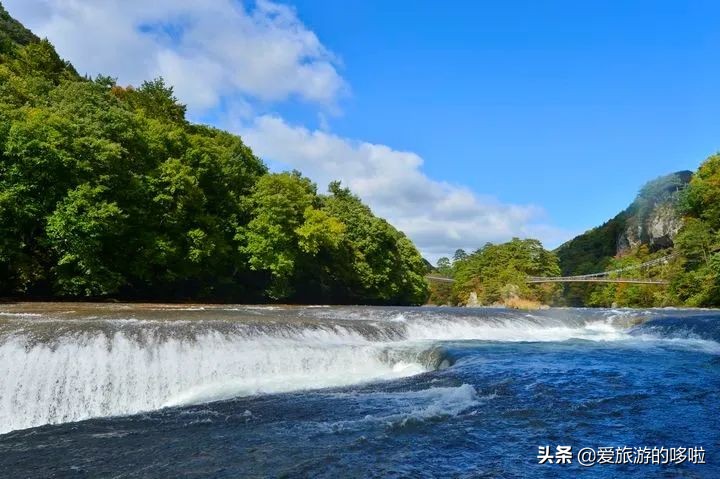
[{"x1": 426, "y1": 254, "x2": 674, "y2": 285}]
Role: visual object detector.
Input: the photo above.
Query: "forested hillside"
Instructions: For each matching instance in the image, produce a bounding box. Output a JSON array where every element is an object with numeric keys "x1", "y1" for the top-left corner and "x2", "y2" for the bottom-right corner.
[
  {"x1": 573, "y1": 161, "x2": 720, "y2": 308},
  {"x1": 0, "y1": 4, "x2": 428, "y2": 304},
  {"x1": 555, "y1": 171, "x2": 691, "y2": 306}
]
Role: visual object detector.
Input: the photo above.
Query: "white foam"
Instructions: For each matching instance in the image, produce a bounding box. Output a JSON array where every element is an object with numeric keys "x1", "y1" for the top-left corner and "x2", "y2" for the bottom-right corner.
[
  {"x1": 0, "y1": 329, "x2": 428, "y2": 434},
  {"x1": 384, "y1": 384, "x2": 481, "y2": 426},
  {"x1": 402, "y1": 318, "x2": 629, "y2": 343},
  {"x1": 319, "y1": 384, "x2": 482, "y2": 431},
  {"x1": 628, "y1": 334, "x2": 720, "y2": 355}
]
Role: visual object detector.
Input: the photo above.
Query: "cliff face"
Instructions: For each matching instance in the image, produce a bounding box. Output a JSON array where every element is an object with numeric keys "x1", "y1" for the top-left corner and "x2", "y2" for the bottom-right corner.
[
  {"x1": 616, "y1": 171, "x2": 691, "y2": 255},
  {"x1": 556, "y1": 171, "x2": 692, "y2": 276},
  {"x1": 616, "y1": 201, "x2": 684, "y2": 253}
]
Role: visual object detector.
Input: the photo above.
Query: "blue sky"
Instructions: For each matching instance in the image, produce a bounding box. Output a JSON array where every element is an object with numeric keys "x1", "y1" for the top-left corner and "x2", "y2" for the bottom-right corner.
[
  {"x1": 281, "y1": 0, "x2": 720, "y2": 229},
  {"x1": 7, "y1": 0, "x2": 720, "y2": 260}
]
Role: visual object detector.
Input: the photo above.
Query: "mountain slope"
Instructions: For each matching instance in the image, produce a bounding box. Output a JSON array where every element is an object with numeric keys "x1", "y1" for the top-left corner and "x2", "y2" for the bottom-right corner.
[
  {"x1": 556, "y1": 171, "x2": 692, "y2": 276},
  {"x1": 0, "y1": 3, "x2": 38, "y2": 47},
  {"x1": 554, "y1": 171, "x2": 691, "y2": 306}
]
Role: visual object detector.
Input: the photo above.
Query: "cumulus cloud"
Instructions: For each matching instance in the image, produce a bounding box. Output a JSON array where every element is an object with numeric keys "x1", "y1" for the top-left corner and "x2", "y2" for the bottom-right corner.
[
  {"x1": 5, "y1": 0, "x2": 346, "y2": 110},
  {"x1": 5, "y1": 0, "x2": 571, "y2": 259},
  {"x1": 241, "y1": 116, "x2": 571, "y2": 259}
]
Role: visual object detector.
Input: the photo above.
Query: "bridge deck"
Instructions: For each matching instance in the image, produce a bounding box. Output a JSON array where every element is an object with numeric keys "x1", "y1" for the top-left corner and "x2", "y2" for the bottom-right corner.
[
  {"x1": 526, "y1": 278, "x2": 669, "y2": 285},
  {"x1": 426, "y1": 253, "x2": 674, "y2": 286},
  {"x1": 425, "y1": 276, "x2": 455, "y2": 283},
  {"x1": 426, "y1": 276, "x2": 669, "y2": 285}
]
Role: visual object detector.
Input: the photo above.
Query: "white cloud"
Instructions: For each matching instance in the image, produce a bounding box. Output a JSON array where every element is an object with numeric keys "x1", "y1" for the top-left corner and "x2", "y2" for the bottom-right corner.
[
  {"x1": 241, "y1": 116, "x2": 572, "y2": 260},
  {"x1": 4, "y1": 0, "x2": 572, "y2": 259},
  {"x1": 4, "y1": 0, "x2": 346, "y2": 110}
]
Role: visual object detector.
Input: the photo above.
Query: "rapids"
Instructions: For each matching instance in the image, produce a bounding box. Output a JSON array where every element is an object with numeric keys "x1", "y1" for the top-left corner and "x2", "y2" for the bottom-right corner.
[{"x1": 0, "y1": 304, "x2": 717, "y2": 477}]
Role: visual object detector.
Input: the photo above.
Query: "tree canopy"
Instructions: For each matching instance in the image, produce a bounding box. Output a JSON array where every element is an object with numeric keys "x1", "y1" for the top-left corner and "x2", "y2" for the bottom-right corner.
[{"x1": 0, "y1": 13, "x2": 428, "y2": 304}]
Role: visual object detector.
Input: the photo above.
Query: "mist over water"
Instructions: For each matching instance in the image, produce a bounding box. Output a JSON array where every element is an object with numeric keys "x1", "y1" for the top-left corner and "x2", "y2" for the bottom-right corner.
[{"x1": 0, "y1": 304, "x2": 718, "y2": 477}]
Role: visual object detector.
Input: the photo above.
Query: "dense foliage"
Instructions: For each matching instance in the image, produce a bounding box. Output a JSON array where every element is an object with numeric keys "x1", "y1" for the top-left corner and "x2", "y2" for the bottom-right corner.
[
  {"x1": 670, "y1": 154, "x2": 720, "y2": 306},
  {"x1": 428, "y1": 238, "x2": 561, "y2": 306},
  {"x1": 0, "y1": 12, "x2": 428, "y2": 304}
]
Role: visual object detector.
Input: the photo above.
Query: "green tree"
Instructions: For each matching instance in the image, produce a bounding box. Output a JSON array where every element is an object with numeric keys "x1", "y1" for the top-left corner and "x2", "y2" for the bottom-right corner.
[
  {"x1": 240, "y1": 172, "x2": 345, "y2": 299},
  {"x1": 670, "y1": 155, "x2": 720, "y2": 306},
  {"x1": 453, "y1": 249, "x2": 467, "y2": 262},
  {"x1": 436, "y1": 257, "x2": 452, "y2": 275},
  {"x1": 323, "y1": 181, "x2": 428, "y2": 304},
  {"x1": 46, "y1": 184, "x2": 127, "y2": 296}
]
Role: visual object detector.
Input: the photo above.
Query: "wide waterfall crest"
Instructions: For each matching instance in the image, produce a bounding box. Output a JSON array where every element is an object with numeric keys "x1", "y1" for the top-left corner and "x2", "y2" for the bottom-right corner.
[
  {"x1": 0, "y1": 326, "x2": 431, "y2": 434},
  {"x1": 0, "y1": 304, "x2": 687, "y2": 434}
]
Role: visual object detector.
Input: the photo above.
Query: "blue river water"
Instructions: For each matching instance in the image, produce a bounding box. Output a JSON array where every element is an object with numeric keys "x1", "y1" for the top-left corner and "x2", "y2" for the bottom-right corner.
[{"x1": 0, "y1": 304, "x2": 717, "y2": 478}]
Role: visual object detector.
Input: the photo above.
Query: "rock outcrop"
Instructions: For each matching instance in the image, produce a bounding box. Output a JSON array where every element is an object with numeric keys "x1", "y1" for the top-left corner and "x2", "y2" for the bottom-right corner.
[
  {"x1": 616, "y1": 171, "x2": 692, "y2": 255},
  {"x1": 556, "y1": 170, "x2": 692, "y2": 277}
]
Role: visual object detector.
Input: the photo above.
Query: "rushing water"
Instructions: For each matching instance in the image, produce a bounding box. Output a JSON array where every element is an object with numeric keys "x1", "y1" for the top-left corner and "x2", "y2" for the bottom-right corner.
[{"x1": 0, "y1": 303, "x2": 718, "y2": 478}]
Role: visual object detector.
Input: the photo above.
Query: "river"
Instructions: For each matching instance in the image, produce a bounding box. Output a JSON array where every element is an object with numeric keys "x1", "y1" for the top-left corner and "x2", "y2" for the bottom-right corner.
[{"x1": 0, "y1": 303, "x2": 717, "y2": 477}]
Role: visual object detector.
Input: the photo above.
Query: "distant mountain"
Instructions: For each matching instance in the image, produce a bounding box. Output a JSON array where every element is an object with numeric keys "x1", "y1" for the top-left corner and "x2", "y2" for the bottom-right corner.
[{"x1": 555, "y1": 171, "x2": 692, "y2": 277}]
